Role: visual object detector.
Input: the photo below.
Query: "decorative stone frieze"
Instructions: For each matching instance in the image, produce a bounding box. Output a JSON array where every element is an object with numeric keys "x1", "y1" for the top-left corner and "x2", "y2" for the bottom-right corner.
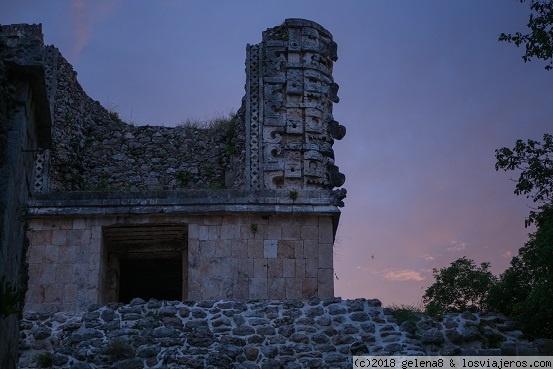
[{"x1": 245, "y1": 19, "x2": 346, "y2": 191}]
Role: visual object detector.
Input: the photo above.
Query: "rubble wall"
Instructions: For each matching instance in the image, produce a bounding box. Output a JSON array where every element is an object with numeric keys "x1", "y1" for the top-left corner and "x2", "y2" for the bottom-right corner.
[
  {"x1": 18, "y1": 298, "x2": 553, "y2": 369},
  {"x1": 39, "y1": 47, "x2": 245, "y2": 192}
]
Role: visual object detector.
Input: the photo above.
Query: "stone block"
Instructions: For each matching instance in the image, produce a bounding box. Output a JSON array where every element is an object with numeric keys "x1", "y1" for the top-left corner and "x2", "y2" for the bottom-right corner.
[
  {"x1": 264, "y1": 240, "x2": 278, "y2": 259},
  {"x1": 57, "y1": 218, "x2": 74, "y2": 230},
  {"x1": 234, "y1": 278, "x2": 249, "y2": 299},
  {"x1": 303, "y1": 240, "x2": 318, "y2": 259},
  {"x1": 231, "y1": 240, "x2": 248, "y2": 258},
  {"x1": 221, "y1": 224, "x2": 240, "y2": 240},
  {"x1": 303, "y1": 277, "x2": 318, "y2": 298},
  {"x1": 55, "y1": 264, "x2": 74, "y2": 283},
  {"x1": 240, "y1": 224, "x2": 256, "y2": 240},
  {"x1": 45, "y1": 284, "x2": 63, "y2": 303},
  {"x1": 198, "y1": 226, "x2": 209, "y2": 241},
  {"x1": 301, "y1": 225, "x2": 318, "y2": 240},
  {"x1": 29, "y1": 230, "x2": 52, "y2": 245},
  {"x1": 278, "y1": 240, "x2": 296, "y2": 258},
  {"x1": 295, "y1": 259, "x2": 306, "y2": 278},
  {"x1": 249, "y1": 278, "x2": 268, "y2": 299},
  {"x1": 247, "y1": 240, "x2": 264, "y2": 259},
  {"x1": 25, "y1": 284, "x2": 44, "y2": 303},
  {"x1": 214, "y1": 239, "x2": 232, "y2": 258},
  {"x1": 267, "y1": 225, "x2": 282, "y2": 239},
  {"x1": 188, "y1": 223, "x2": 200, "y2": 240},
  {"x1": 27, "y1": 245, "x2": 44, "y2": 264},
  {"x1": 36, "y1": 264, "x2": 56, "y2": 284},
  {"x1": 253, "y1": 259, "x2": 268, "y2": 278},
  {"x1": 58, "y1": 245, "x2": 78, "y2": 264},
  {"x1": 318, "y1": 217, "x2": 334, "y2": 244},
  {"x1": 318, "y1": 268, "x2": 334, "y2": 298},
  {"x1": 267, "y1": 258, "x2": 282, "y2": 279},
  {"x1": 305, "y1": 258, "x2": 319, "y2": 278},
  {"x1": 282, "y1": 225, "x2": 301, "y2": 240},
  {"x1": 203, "y1": 216, "x2": 223, "y2": 225},
  {"x1": 237, "y1": 258, "x2": 254, "y2": 279},
  {"x1": 268, "y1": 278, "x2": 285, "y2": 299},
  {"x1": 90, "y1": 226, "x2": 102, "y2": 240},
  {"x1": 73, "y1": 263, "x2": 90, "y2": 286},
  {"x1": 208, "y1": 226, "x2": 221, "y2": 240},
  {"x1": 282, "y1": 259, "x2": 295, "y2": 278},
  {"x1": 66, "y1": 230, "x2": 85, "y2": 247},
  {"x1": 294, "y1": 242, "x2": 304, "y2": 258},
  {"x1": 72, "y1": 218, "x2": 87, "y2": 229},
  {"x1": 52, "y1": 230, "x2": 67, "y2": 246},
  {"x1": 318, "y1": 243, "x2": 333, "y2": 269},
  {"x1": 199, "y1": 240, "x2": 215, "y2": 257},
  {"x1": 285, "y1": 278, "x2": 302, "y2": 299}
]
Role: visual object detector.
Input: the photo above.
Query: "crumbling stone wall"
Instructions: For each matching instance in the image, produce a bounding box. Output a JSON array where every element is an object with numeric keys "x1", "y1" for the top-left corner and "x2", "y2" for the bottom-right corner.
[
  {"x1": 18, "y1": 298, "x2": 553, "y2": 369},
  {"x1": 0, "y1": 23, "x2": 52, "y2": 369},
  {"x1": 39, "y1": 48, "x2": 245, "y2": 192}
]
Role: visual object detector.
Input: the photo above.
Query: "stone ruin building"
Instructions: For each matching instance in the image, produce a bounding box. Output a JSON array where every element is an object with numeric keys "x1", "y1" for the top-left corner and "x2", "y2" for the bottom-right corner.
[
  {"x1": 0, "y1": 19, "x2": 348, "y2": 316},
  {"x1": 4, "y1": 20, "x2": 553, "y2": 369}
]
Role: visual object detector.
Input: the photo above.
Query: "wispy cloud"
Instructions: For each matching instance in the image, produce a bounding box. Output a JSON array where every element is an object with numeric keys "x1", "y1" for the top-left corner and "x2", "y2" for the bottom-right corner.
[
  {"x1": 70, "y1": 0, "x2": 121, "y2": 59},
  {"x1": 501, "y1": 251, "x2": 512, "y2": 258},
  {"x1": 447, "y1": 241, "x2": 467, "y2": 252},
  {"x1": 383, "y1": 269, "x2": 425, "y2": 281},
  {"x1": 423, "y1": 255, "x2": 435, "y2": 261}
]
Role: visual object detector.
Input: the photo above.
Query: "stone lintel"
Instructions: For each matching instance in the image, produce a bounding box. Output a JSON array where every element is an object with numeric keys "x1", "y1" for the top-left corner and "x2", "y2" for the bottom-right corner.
[{"x1": 28, "y1": 190, "x2": 340, "y2": 216}]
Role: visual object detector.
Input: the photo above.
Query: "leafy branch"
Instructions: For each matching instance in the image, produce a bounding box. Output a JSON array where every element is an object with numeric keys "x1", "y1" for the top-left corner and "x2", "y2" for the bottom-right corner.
[
  {"x1": 495, "y1": 133, "x2": 553, "y2": 226},
  {"x1": 499, "y1": 0, "x2": 553, "y2": 70}
]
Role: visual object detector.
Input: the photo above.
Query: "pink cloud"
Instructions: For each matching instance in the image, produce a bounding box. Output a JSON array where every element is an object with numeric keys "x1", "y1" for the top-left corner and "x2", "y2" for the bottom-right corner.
[
  {"x1": 447, "y1": 241, "x2": 467, "y2": 252},
  {"x1": 383, "y1": 269, "x2": 425, "y2": 281},
  {"x1": 70, "y1": 0, "x2": 121, "y2": 59},
  {"x1": 501, "y1": 251, "x2": 512, "y2": 258}
]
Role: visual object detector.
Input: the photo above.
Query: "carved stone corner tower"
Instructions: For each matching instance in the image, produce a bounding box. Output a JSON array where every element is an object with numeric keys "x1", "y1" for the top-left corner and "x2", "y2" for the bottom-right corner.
[{"x1": 245, "y1": 19, "x2": 347, "y2": 194}]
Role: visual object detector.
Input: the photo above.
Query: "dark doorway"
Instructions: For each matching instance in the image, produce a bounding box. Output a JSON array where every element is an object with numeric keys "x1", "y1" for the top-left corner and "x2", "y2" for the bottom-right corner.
[
  {"x1": 118, "y1": 257, "x2": 182, "y2": 303},
  {"x1": 102, "y1": 223, "x2": 188, "y2": 304}
]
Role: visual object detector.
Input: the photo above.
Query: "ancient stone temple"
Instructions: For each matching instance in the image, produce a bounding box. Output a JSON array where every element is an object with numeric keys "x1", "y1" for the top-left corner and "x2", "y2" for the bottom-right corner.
[{"x1": 0, "y1": 19, "x2": 347, "y2": 316}]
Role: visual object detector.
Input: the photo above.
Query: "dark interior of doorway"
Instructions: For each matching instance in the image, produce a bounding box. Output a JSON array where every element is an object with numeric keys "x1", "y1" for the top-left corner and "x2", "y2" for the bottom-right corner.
[{"x1": 118, "y1": 257, "x2": 182, "y2": 303}]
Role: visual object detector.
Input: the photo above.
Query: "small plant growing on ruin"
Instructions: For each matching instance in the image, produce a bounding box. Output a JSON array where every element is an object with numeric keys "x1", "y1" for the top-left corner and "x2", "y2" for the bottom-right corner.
[
  {"x1": 175, "y1": 170, "x2": 192, "y2": 186},
  {"x1": 96, "y1": 178, "x2": 109, "y2": 191},
  {"x1": 203, "y1": 165, "x2": 215, "y2": 178},
  {"x1": 250, "y1": 223, "x2": 258, "y2": 234},
  {"x1": 106, "y1": 337, "x2": 135, "y2": 361},
  {"x1": 288, "y1": 189, "x2": 299, "y2": 201},
  {"x1": 109, "y1": 111, "x2": 120, "y2": 122},
  {"x1": 387, "y1": 303, "x2": 423, "y2": 326},
  {"x1": 0, "y1": 276, "x2": 23, "y2": 318},
  {"x1": 32, "y1": 352, "x2": 53, "y2": 368}
]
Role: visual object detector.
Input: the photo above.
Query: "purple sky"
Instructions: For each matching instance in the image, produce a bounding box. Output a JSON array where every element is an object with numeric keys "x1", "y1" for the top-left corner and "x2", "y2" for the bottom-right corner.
[{"x1": 2, "y1": 1, "x2": 552, "y2": 306}]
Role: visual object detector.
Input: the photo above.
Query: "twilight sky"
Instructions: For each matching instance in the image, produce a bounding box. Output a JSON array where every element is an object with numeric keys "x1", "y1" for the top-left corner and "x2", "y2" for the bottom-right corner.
[{"x1": 2, "y1": 1, "x2": 552, "y2": 306}]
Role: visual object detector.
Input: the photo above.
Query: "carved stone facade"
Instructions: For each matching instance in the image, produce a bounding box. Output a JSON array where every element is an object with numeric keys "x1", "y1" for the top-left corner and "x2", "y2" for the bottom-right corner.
[{"x1": 245, "y1": 19, "x2": 346, "y2": 191}]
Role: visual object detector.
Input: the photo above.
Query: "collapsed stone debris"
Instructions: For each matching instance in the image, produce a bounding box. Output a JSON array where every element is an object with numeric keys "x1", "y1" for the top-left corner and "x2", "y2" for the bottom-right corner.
[{"x1": 18, "y1": 298, "x2": 552, "y2": 369}]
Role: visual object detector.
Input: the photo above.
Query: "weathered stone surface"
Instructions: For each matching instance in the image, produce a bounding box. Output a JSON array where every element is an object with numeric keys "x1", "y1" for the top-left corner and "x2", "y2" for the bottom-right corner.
[{"x1": 18, "y1": 299, "x2": 542, "y2": 368}]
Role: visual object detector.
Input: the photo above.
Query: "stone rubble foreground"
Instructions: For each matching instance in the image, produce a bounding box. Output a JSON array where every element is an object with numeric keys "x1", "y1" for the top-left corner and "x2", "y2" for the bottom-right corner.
[{"x1": 19, "y1": 298, "x2": 553, "y2": 369}]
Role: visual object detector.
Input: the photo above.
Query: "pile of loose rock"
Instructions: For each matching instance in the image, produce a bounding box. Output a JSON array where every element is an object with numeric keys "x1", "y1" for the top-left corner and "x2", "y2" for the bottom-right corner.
[{"x1": 18, "y1": 297, "x2": 553, "y2": 369}]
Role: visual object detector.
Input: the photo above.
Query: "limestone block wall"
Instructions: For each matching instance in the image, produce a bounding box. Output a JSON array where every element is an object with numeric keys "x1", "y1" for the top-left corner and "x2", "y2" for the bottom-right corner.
[
  {"x1": 25, "y1": 213, "x2": 336, "y2": 313},
  {"x1": 187, "y1": 214, "x2": 334, "y2": 301}
]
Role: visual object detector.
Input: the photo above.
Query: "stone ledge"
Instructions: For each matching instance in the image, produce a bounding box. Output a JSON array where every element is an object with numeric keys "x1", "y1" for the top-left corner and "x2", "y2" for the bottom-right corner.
[{"x1": 28, "y1": 190, "x2": 342, "y2": 217}]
